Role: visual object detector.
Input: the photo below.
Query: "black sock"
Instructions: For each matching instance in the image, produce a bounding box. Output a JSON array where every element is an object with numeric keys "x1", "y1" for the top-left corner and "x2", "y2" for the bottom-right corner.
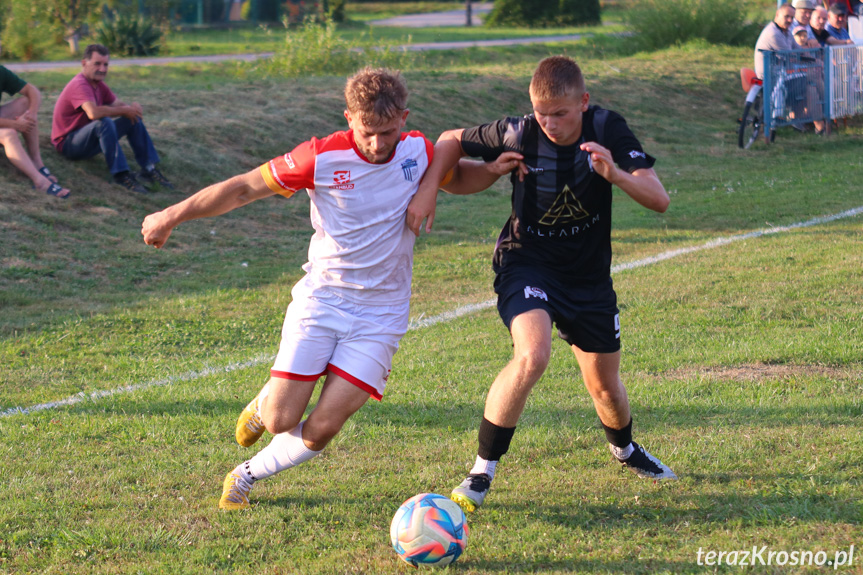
[
  {"x1": 601, "y1": 418, "x2": 633, "y2": 448},
  {"x1": 477, "y1": 417, "x2": 516, "y2": 461}
]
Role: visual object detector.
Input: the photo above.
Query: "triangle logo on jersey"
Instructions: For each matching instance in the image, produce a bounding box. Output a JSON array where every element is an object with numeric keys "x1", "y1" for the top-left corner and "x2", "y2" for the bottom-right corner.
[{"x1": 538, "y1": 185, "x2": 590, "y2": 226}]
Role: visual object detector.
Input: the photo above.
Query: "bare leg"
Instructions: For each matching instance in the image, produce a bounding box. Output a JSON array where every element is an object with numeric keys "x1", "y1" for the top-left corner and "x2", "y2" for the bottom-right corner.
[
  {"x1": 571, "y1": 347, "x2": 630, "y2": 429},
  {"x1": 572, "y1": 346, "x2": 677, "y2": 479},
  {"x1": 0, "y1": 97, "x2": 49, "y2": 175},
  {"x1": 260, "y1": 373, "x2": 370, "y2": 451},
  {"x1": 483, "y1": 308, "x2": 553, "y2": 427},
  {"x1": 259, "y1": 375, "x2": 317, "y2": 436},
  {"x1": 0, "y1": 128, "x2": 53, "y2": 189},
  {"x1": 302, "y1": 373, "x2": 370, "y2": 450}
]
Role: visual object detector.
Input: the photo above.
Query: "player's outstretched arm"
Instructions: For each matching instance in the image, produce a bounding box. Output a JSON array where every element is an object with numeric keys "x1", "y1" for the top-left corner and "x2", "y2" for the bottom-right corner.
[
  {"x1": 580, "y1": 141, "x2": 669, "y2": 213},
  {"x1": 142, "y1": 169, "x2": 276, "y2": 249},
  {"x1": 406, "y1": 130, "x2": 466, "y2": 236}
]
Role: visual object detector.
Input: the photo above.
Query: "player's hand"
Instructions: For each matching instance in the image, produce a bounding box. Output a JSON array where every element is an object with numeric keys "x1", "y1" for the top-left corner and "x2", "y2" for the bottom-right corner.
[
  {"x1": 580, "y1": 141, "x2": 619, "y2": 184},
  {"x1": 489, "y1": 151, "x2": 527, "y2": 181},
  {"x1": 141, "y1": 211, "x2": 174, "y2": 249},
  {"x1": 126, "y1": 102, "x2": 143, "y2": 123},
  {"x1": 14, "y1": 111, "x2": 37, "y2": 134},
  {"x1": 406, "y1": 183, "x2": 439, "y2": 236}
]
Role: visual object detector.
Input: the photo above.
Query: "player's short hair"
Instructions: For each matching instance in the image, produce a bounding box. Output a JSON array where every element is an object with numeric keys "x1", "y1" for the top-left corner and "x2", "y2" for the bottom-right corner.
[
  {"x1": 344, "y1": 67, "x2": 408, "y2": 126},
  {"x1": 83, "y1": 44, "x2": 110, "y2": 60},
  {"x1": 529, "y1": 56, "x2": 586, "y2": 101}
]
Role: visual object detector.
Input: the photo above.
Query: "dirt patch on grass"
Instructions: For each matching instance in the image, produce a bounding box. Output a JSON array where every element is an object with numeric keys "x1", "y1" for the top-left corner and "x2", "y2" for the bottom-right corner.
[
  {"x1": 663, "y1": 363, "x2": 861, "y2": 382},
  {"x1": 2, "y1": 257, "x2": 41, "y2": 270},
  {"x1": 88, "y1": 207, "x2": 120, "y2": 217}
]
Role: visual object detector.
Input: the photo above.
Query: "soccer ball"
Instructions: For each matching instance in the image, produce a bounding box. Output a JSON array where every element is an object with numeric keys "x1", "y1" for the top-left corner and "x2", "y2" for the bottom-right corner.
[{"x1": 390, "y1": 493, "x2": 468, "y2": 567}]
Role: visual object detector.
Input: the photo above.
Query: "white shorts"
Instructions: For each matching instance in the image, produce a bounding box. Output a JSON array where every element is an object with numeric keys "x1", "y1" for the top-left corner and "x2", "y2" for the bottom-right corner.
[{"x1": 271, "y1": 294, "x2": 409, "y2": 400}]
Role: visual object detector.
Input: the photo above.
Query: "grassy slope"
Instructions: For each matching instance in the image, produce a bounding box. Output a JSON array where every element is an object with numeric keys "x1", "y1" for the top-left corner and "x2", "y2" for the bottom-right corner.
[{"x1": 0, "y1": 38, "x2": 861, "y2": 574}]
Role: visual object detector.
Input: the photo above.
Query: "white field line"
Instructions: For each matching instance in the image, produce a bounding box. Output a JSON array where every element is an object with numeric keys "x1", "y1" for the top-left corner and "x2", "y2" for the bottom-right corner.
[{"x1": 3, "y1": 206, "x2": 861, "y2": 418}]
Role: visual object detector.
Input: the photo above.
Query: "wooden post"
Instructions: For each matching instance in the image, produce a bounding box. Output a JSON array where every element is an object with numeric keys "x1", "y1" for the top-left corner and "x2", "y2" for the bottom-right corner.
[{"x1": 466, "y1": 0, "x2": 473, "y2": 26}]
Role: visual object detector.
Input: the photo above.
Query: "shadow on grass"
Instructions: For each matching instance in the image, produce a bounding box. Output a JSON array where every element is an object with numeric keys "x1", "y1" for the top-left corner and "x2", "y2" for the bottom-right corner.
[{"x1": 27, "y1": 392, "x2": 862, "y2": 431}]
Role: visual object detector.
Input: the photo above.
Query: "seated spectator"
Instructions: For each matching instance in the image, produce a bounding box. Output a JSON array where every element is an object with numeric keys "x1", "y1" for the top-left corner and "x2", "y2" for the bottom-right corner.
[
  {"x1": 793, "y1": 23, "x2": 821, "y2": 46},
  {"x1": 793, "y1": 0, "x2": 818, "y2": 41},
  {"x1": 0, "y1": 56, "x2": 71, "y2": 198},
  {"x1": 51, "y1": 44, "x2": 173, "y2": 194},
  {"x1": 754, "y1": 4, "x2": 796, "y2": 79},
  {"x1": 792, "y1": 25, "x2": 827, "y2": 133},
  {"x1": 826, "y1": 3, "x2": 854, "y2": 40},
  {"x1": 811, "y1": 6, "x2": 852, "y2": 44}
]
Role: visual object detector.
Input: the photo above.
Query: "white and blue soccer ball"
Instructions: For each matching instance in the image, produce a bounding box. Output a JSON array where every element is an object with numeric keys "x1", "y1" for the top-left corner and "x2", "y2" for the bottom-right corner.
[{"x1": 390, "y1": 493, "x2": 469, "y2": 567}]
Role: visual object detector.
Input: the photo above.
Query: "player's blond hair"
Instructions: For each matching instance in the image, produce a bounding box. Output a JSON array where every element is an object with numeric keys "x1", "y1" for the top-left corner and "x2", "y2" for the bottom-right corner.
[
  {"x1": 529, "y1": 56, "x2": 586, "y2": 101},
  {"x1": 344, "y1": 67, "x2": 408, "y2": 126}
]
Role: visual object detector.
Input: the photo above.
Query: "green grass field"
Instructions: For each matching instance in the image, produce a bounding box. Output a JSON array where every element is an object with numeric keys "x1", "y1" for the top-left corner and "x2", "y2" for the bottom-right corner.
[{"x1": 1, "y1": 32, "x2": 862, "y2": 575}]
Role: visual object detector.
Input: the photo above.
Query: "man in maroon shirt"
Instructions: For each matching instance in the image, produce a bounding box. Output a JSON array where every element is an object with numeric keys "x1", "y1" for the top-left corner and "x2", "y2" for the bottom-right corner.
[{"x1": 51, "y1": 44, "x2": 173, "y2": 194}]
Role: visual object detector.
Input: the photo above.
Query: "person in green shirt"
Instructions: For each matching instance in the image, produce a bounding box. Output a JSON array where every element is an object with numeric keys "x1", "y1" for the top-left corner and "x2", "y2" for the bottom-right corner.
[{"x1": 0, "y1": 61, "x2": 71, "y2": 198}]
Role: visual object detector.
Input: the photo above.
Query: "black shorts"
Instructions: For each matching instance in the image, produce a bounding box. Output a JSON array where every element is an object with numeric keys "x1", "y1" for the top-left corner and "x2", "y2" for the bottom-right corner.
[{"x1": 494, "y1": 265, "x2": 621, "y2": 353}]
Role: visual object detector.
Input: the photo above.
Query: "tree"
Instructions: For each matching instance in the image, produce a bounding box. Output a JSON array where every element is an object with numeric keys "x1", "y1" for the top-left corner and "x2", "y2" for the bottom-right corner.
[{"x1": 44, "y1": 0, "x2": 101, "y2": 54}]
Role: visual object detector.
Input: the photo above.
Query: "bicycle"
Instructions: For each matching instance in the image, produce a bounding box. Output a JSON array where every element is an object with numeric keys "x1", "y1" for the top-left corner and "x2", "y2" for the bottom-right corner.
[{"x1": 738, "y1": 67, "x2": 766, "y2": 149}]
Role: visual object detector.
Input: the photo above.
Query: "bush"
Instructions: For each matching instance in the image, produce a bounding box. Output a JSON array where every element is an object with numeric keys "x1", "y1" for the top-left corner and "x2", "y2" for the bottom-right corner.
[
  {"x1": 485, "y1": 0, "x2": 600, "y2": 27},
  {"x1": 96, "y1": 10, "x2": 163, "y2": 56},
  {"x1": 625, "y1": 0, "x2": 763, "y2": 50},
  {"x1": 251, "y1": 18, "x2": 413, "y2": 78},
  {"x1": 1, "y1": 0, "x2": 54, "y2": 61}
]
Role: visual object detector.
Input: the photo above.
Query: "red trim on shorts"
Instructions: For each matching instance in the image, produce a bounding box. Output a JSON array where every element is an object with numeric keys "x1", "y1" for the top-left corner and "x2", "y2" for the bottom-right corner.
[
  {"x1": 269, "y1": 369, "x2": 325, "y2": 382},
  {"x1": 327, "y1": 363, "x2": 383, "y2": 401}
]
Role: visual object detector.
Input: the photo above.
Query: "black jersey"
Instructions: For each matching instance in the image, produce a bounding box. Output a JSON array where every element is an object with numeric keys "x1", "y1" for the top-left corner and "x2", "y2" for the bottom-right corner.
[{"x1": 461, "y1": 106, "x2": 655, "y2": 283}]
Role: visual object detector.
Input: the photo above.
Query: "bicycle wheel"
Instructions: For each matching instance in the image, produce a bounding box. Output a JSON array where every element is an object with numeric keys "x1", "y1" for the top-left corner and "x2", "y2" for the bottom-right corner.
[{"x1": 738, "y1": 91, "x2": 763, "y2": 149}]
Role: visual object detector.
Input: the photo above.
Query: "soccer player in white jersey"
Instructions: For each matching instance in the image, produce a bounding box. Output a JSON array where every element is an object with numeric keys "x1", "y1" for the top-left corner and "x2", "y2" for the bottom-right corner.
[{"x1": 141, "y1": 68, "x2": 436, "y2": 510}]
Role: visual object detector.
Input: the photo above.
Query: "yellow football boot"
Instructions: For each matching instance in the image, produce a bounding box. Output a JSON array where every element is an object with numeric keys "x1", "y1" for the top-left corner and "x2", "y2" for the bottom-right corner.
[
  {"x1": 235, "y1": 394, "x2": 266, "y2": 447},
  {"x1": 219, "y1": 469, "x2": 253, "y2": 510}
]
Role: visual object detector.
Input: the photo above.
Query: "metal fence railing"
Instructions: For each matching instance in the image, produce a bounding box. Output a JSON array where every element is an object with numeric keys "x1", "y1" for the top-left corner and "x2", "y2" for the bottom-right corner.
[{"x1": 762, "y1": 45, "x2": 863, "y2": 136}]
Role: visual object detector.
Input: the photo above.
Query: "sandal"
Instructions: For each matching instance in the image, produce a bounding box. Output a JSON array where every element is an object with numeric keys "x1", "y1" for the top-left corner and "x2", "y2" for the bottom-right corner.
[
  {"x1": 38, "y1": 166, "x2": 59, "y2": 183},
  {"x1": 44, "y1": 182, "x2": 71, "y2": 199}
]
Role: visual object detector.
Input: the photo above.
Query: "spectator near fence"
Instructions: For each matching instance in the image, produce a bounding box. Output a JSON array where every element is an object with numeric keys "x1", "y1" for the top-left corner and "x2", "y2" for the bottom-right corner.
[
  {"x1": 793, "y1": 0, "x2": 819, "y2": 41},
  {"x1": 794, "y1": 23, "x2": 820, "y2": 47},
  {"x1": 754, "y1": 4, "x2": 796, "y2": 79},
  {"x1": 811, "y1": 6, "x2": 853, "y2": 44},
  {"x1": 755, "y1": 4, "x2": 827, "y2": 133},
  {"x1": 826, "y1": 3, "x2": 855, "y2": 40}
]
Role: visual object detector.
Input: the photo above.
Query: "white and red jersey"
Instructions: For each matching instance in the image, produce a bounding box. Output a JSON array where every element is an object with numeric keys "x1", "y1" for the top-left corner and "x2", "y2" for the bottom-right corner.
[{"x1": 259, "y1": 129, "x2": 432, "y2": 305}]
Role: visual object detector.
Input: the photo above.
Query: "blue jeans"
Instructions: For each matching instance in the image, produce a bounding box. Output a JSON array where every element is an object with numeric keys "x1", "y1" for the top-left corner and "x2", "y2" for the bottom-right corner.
[{"x1": 61, "y1": 117, "x2": 160, "y2": 176}]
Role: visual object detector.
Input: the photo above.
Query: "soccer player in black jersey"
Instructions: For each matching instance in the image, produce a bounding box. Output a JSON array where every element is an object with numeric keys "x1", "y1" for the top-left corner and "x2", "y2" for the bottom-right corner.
[{"x1": 408, "y1": 56, "x2": 677, "y2": 513}]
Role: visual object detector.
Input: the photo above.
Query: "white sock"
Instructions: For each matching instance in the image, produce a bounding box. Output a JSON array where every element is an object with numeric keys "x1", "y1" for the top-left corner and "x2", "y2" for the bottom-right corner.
[
  {"x1": 469, "y1": 456, "x2": 498, "y2": 480},
  {"x1": 247, "y1": 421, "x2": 321, "y2": 480},
  {"x1": 610, "y1": 442, "x2": 635, "y2": 461}
]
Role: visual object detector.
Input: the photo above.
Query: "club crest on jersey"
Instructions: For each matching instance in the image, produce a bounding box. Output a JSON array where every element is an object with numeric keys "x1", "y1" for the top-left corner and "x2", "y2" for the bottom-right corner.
[
  {"x1": 330, "y1": 170, "x2": 355, "y2": 190},
  {"x1": 524, "y1": 286, "x2": 548, "y2": 301},
  {"x1": 401, "y1": 158, "x2": 419, "y2": 182}
]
